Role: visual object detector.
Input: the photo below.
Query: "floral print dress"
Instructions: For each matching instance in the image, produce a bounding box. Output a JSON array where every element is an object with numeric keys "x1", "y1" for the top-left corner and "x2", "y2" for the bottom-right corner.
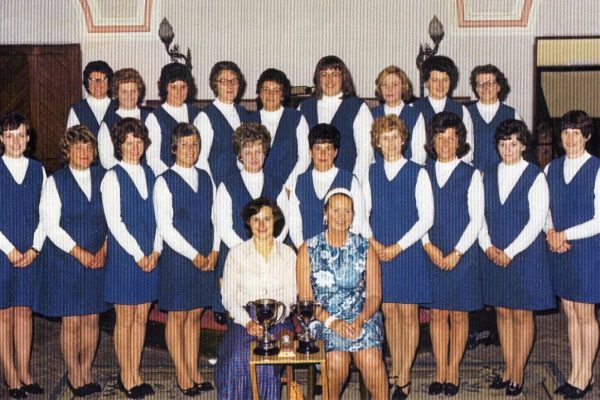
[{"x1": 307, "y1": 231, "x2": 384, "y2": 352}]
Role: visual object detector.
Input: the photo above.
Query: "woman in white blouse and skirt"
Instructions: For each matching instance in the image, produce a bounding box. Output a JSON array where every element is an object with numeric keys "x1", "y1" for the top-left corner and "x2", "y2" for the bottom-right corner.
[
  {"x1": 101, "y1": 118, "x2": 161, "y2": 398},
  {"x1": 216, "y1": 197, "x2": 296, "y2": 400}
]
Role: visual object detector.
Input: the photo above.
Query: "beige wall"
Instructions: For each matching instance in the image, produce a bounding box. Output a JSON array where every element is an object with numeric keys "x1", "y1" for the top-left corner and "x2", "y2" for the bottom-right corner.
[{"x1": 1, "y1": 0, "x2": 599, "y2": 126}]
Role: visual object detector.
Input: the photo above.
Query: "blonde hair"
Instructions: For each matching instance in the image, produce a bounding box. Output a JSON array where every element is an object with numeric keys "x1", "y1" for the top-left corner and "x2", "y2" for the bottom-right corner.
[{"x1": 374, "y1": 65, "x2": 413, "y2": 103}]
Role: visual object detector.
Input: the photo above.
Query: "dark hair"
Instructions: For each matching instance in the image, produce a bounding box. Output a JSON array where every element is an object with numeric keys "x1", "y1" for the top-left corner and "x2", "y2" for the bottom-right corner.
[
  {"x1": 157, "y1": 62, "x2": 197, "y2": 103},
  {"x1": 111, "y1": 117, "x2": 151, "y2": 160},
  {"x1": 171, "y1": 122, "x2": 201, "y2": 157},
  {"x1": 111, "y1": 68, "x2": 146, "y2": 105},
  {"x1": 242, "y1": 197, "x2": 285, "y2": 237},
  {"x1": 422, "y1": 55, "x2": 459, "y2": 95},
  {"x1": 469, "y1": 64, "x2": 510, "y2": 102},
  {"x1": 0, "y1": 113, "x2": 32, "y2": 156},
  {"x1": 494, "y1": 119, "x2": 538, "y2": 164},
  {"x1": 371, "y1": 114, "x2": 409, "y2": 155},
  {"x1": 208, "y1": 61, "x2": 246, "y2": 102},
  {"x1": 308, "y1": 123, "x2": 340, "y2": 150},
  {"x1": 313, "y1": 55, "x2": 356, "y2": 99},
  {"x1": 83, "y1": 60, "x2": 113, "y2": 95},
  {"x1": 425, "y1": 111, "x2": 470, "y2": 159},
  {"x1": 561, "y1": 110, "x2": 593, "y2": 139},
  {"x1": 232, "y1": 122, "x2": 271, "y2": 159},
  {"x1": 60, "y1": 124, "x2": 98, "y2": 164},
  {"x1": 256, "y1": 68, "x2": 291, "y2": 108}
]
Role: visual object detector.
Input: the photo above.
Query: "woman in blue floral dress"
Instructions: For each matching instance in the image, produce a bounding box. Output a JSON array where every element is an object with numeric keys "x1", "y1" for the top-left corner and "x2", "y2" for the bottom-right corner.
[{"x1": 297, "y1": 188, "x2": 387, "y2": 400}]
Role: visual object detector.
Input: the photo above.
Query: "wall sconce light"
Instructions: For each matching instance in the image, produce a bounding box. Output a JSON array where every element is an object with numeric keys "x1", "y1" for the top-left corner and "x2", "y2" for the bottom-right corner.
[
  {"x1": 416, "y1": 16, "x2": 445, "y2": 97},
  {"x1": 158, "y1": 18, "x2": 193, "y2": 70}
]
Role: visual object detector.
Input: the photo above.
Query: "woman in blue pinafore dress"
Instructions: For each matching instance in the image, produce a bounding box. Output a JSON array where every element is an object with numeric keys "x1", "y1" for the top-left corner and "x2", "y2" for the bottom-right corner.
[
  {"x1": 153, "y1": 123, "x2": 217, "y2": 395},
  {"x1": 298, "y1": 188, "x2": 387, "y2": 400},
  {"x1": 362, "y1": 114, "x2": 434, "y2": 399},
  {"x1": 0, "y1": 114, "x2": 46, "y2": 398},
  {"x1": 422, "y1": 112, "x2": 484, "y2": 397},
  {"x1": 101, "y1": 118, "x2": 161, "y2": 398},
  {"x1": 546, "y1": 111, "x2": 600, "y2": 398},
  {"x1": 36, "y1": 125, "x2": 108, "y2": 397},
  {"x1": 480, "y1": 119, "x2": 555, "y2": 396}
]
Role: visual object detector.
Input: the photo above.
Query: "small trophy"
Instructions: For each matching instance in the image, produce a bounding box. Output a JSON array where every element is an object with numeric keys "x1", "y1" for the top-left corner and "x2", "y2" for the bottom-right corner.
[
  {"x1": 291, "y1": 300, "x2": 320, "y2": 354},
  {"x1": 246, "y1": 299, "x2": 287, "y2": 356}
]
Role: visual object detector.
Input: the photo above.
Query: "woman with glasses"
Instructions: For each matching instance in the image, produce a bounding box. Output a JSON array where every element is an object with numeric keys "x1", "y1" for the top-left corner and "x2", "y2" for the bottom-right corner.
[
  {"x1": 371, "y1": 65, "x2": 426, "y2": 165},
  {"x1": 67, "y1": 60, "x2": 117, "y2": 137},
  {"x1": 467, "y1": 65, "x2": 521, "y2": 175},
  {"x1": 299, "y1": 55, "x2": 373, "y2": 182},
  {"x1": 195, "y1": 61, "x2": 248, "y2": 187},
  {"x1": 145, "y1": 63, "x2": 200, "y2": 177}
]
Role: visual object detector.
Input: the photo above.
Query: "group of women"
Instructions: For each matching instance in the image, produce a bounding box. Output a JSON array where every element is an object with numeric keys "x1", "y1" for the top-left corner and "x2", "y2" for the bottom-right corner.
[{"x1": 0, "y1": 53, "x2": 597, "y2": 400}]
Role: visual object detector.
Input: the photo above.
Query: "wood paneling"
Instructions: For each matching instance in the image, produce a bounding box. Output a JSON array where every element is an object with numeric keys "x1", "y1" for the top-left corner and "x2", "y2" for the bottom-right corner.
[{"x1": 0, "y1": 45, "x2": 81, "y2": 172}]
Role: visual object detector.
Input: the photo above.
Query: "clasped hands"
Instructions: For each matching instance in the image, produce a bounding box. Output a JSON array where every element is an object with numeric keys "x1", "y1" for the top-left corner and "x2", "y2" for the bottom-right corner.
[
  {"x1": 192, "y1": 250, "x2": 218, "y2": 271},
  {"x1": 8, "y1": 248, "x2": 39, "y2": 268},
  {"x1": 70, "y1": 244, "x2": 107, "y2": 269},
  {"x1": 424, "y1": 243, "x2": 463, "y2": 270},
  {"x1": 546, "y1": 229, "x2": 571, "y2": 253},
  {"x1": 370, "y1": 239, "x2": 402, "y2": 262},
  {"x1": 484, "y1": 246, "x2": 512, "y2": 267}
]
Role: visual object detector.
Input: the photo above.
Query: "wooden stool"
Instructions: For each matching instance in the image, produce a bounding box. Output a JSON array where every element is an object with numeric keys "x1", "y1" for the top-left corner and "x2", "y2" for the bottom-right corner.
[{"x1": 249, "y1": 340, "x2": 328, "y2": 400}]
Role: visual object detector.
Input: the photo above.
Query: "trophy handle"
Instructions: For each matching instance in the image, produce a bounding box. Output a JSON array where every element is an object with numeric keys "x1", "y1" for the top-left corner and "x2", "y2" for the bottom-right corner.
[{"x1": 274, "y1": 302, "x2": 287, "y2": 325}]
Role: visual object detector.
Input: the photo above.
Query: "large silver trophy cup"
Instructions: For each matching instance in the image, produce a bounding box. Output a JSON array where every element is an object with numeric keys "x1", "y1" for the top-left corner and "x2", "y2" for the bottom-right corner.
[
  {"x1": 246, "y1": 299, "x2": 287, "y2": 356},
  {"x1": 291, "y1": 300, "x2": 320, "y2": 354}
]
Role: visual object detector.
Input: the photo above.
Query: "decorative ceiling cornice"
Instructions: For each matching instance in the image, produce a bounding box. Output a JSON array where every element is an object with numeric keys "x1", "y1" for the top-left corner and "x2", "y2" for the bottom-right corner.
[
  {"x1": 79, "y1": 0, "x2": 153, "y2": 33},
  {"x1": 456, "y1": 0, "x2": 533, "y2": 28}
]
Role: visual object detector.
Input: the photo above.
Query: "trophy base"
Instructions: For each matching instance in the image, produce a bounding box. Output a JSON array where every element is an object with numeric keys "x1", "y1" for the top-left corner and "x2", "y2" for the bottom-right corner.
[
  {"x1": 296, "y1": 340, "x2": 320, "y2": 354},
  {"x1": 253, "y1": 346, "x2": 280, "y2": 356}
]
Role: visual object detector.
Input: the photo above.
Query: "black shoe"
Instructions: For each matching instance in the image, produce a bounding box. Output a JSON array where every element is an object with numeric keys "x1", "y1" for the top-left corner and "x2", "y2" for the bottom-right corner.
[
  {"x1": 83, "y1": 382, "x2": 102, "y2": 395},
  {"x1": 20, "y1": 383, "x2": 43, "y2": 395},
  {"x1": 67, "y1": 380, "x2": 87, "y2": 397},
  {"x1": 137, "y1": 382, "x2": 155, "y2": 396},
  {"x1": 194, "y1": 381, "x2": 215, "y2": 392},
  {"x1": 506, "y1": 382, "x2": 523, "y2": 397},
  {"x1": 177, "y1": 382, "x2": 200, "y2": 397},
  {"x1": 428, "y1": 381, "x2": 444, "y2": 395},
  {"x1": 116, "y1": 376, "x2": 145, "y2": 399},
  {"x1": 556, "y1": 383, "x2": 576, "y2": 395},
  {"x1": 489, "y1": 375, "x2": 510, "y2": 390},
  {"x1": 444, "y1": 382, "x2": 460, "y2": 396},
  {"x1": 565, "y1": 380, "x2": 593, "y2": 399},
  {"x1": 391, "y1": 382, "x2": 411, "y2": 399},
  {"x1": 7, "y1": 387, "x2": 27, "y2": 399},
  {"x1": 213, "y1": 312, "x2": 228, "y2": 325}
]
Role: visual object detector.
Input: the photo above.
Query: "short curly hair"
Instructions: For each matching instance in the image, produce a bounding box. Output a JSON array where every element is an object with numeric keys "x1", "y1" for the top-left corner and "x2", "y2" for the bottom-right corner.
[
  {"x1": 370, "y1": 115, "x2": 409, "y2": 155},
  {"x1": 256, "y1": 68, "x2": 291, "y2": 108},
  {"x1": 422, "y1": 55, "x2": 459, "y2": 95},
  {"x1": 425, "y1": 111, "x2": 470, "y2": 160},
  {"x1": 209, "y1": 61, "x2": 246, "y2": 102},
  {"x1": 111, "y1": 68, "x2": 146, "y2": 105},
  {"x1": 110, "y1": 117, "x2": 151, "y2": 160},
  {"x1": 170, "y1": 122, "x2": 201, "y2": 159},
  {"x1": 83, "y1": 60, "x2": 113, "y2": 95},
  {"x1": 60, "y1": 124, "x2": 98, "y2": 164},
  {"x1": 469, "y1": 64, "x2": 510, "y2": 102},
  {"x1": 157, "y1": 62, "x2": 197, "y2": 103},
  {"x1": 231, "y1": 122, "x2": 271, "y2": 159},
  {"x1": 374, "y1": 65, "x2": 413, "y2": 103}
]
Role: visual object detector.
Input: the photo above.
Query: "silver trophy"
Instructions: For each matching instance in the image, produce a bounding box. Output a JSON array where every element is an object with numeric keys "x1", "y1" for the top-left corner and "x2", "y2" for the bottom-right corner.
[
  {"x1": 291, "y1": 300, "x2": 320, "y2": 354},
  {"x1": 246, "y1": 299, "x2": 287, "y2": 356}
]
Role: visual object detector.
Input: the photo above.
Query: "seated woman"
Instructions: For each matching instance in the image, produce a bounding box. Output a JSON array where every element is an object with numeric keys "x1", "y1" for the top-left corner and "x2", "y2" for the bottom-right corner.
[
  {"x1": 0, "y1": 114, "x2": 46, "y2": 399},
  {"x1": 36, "y1": 125, "x2": 108, "y2": 397},
  {"x1": 297, "y1": 188, "x2": 387, "y2": 400},
  {"x1": 479, "y1": 119, "x2": 554, "y2": 396},
  {"x1": 101, "y1": 118, "x2": 161, "y2": 398},
  {"x1": 217, "y1": 197, "x2": 296, "y2": 400},
  {"x1": 153, "y1": 123, "x2": 218, "y2": 395},
  {"x1": 422, "y1": 112, "x2": 484, "y2": 396}
]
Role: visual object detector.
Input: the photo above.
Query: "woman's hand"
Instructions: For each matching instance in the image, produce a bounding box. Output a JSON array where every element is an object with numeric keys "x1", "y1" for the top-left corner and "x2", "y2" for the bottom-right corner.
[
  {"x1": 485, "y1": 246, "x2": 511, "y2": 267},
  {"x1": 441, "y1": 249, "x2": 461, "y2": 270},
  {"x1": 329, "y1": 319, "x2": 360, "y2": 339},
  {"x1": 7, "y1": 248, "x2": 23, "y2": 266},
  {"x1": 137, "y1": 251, "x2": 159, "y2": 272},
  {"x1": 547, "y1": 229, "x2": 570, "y2": 253},
  {"x1": 13, "y1": 249, "x2": 38, "y2": 268},
  {"x1": 378, "y1": 243, "x2": 402, "y2": 262},
  {"x1": 147, "y1": 251, "x2": 160, "y2": 271},
  {"x1": 192, "y1": 253, "x2": 208, "y2": 270},
  {"x1": 205, "y1": 251, "x2": 218, "y2": 271},
  {"x1": 90, "y1": 241, "x2": 108, "y2": 269},
  {"x1": 424, "y1": 243, "x2": 445, "y2": 269},
  {"x1": 246, "y1": 320, "x2": 264, "y2": 337},
  {"x1": 369, "y1": 238, "x2": 385, "y2": 255},
  {"x1": 70, "y1": 245, "x2": 95, "y2": 268}
]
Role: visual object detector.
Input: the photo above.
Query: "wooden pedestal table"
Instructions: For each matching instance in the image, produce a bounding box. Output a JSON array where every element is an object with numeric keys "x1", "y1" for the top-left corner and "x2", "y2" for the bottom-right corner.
[{"x1": 249, "y1": 340, "x2": 328, "y2": 400}]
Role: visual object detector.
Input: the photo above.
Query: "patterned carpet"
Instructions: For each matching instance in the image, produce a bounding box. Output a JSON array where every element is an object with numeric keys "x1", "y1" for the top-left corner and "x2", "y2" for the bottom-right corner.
[{"x1": 49, "y1": 361, "x2": 563, "y2": 399}]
